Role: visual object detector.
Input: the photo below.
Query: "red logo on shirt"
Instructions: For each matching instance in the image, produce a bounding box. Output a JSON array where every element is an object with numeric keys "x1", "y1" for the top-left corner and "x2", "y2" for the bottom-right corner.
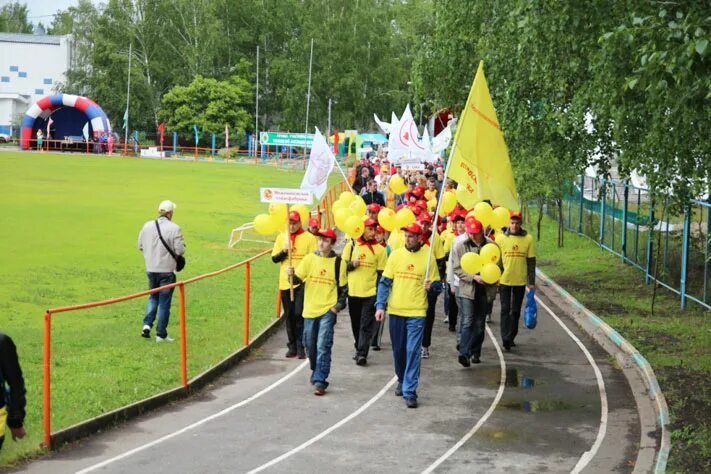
[
  {"x1": 407, "y1": 264, "x2": 415, "y2": 272},
  {"x1": 358, "y1": 253, "x2": 366, "y2": 261},
  {"x1": 512, "y1": 244, "x2": 519, "y2": 252}
]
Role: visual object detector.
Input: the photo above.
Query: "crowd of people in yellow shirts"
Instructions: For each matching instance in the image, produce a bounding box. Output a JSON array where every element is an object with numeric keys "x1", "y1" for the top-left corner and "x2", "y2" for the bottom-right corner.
[{"x1": 273, "y1": 157, "x2": 535, "y2": 408}]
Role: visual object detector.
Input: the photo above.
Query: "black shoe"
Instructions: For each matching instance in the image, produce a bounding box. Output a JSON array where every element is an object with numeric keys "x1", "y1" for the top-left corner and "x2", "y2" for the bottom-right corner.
[
  {"x1": 458, "y1": 355, "x2": 471, "y2": 367},
  {"x1": 471, "y1": 356, "x2": 481, "y2": 364},
  {"x1": 141, "y1": 327, "x2": 150, "y2": 338},
  {"x1": 448, "y1": 325, "x2": 456, "y2": 332},
  {"x1": 314, "y1": 384, "x2": 326, "y2": 396},
  {"x1": 503, "y1": 342, "x2": 511, "y2": 352},
  {"x1": 285, "y1": 350, "x2": 297, "y2": 358},
  {"x1": 395, "y1": 383, "x2": 403, "y2": 396},
  {"x1": 511, "y1": 341, "x2": 517, "y2": 347},
  {"x1": 356, "y1": 356, "x2": 367, "y2": 366},
  {"x1": 371, "y1": 345, "x2": 381, "y2": 351},
  {"x1": 405, "y1": 398, "x2": 418, "y2": 408},
  {"x1": 297, "y1": 350, "x2": 306, "y2": 359}
]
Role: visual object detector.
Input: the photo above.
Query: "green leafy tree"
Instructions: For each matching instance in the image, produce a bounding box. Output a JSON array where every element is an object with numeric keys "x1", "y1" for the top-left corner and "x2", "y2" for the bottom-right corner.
[
  {"x1": 158, "y1": 75, "x2": 253, "y2": 141},
  {"x1": 0, "y1": 1, "x2": 33, "y2": 33}
]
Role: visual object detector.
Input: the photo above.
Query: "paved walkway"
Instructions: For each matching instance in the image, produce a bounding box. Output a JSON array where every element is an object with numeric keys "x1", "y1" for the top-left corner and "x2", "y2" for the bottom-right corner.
[{"x1": 15, "y1": 281, "x2": 649, "y2": 473}]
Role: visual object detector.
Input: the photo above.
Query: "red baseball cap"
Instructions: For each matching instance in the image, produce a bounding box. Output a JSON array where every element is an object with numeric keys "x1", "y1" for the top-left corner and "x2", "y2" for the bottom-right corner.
[
  {"x1": 450, "y1": 210, "x2": 466, "y2": 222},
  {"x1": 409, "y1": 205, "x2": 422, "y2": 216},
  {"x1": 375, "y1": 225, "x2": 385, "y2": 233},
  {"x1": 417, "y1": 212, "x2": 433, "y2": 223},
  {"x1": 413, "y1": 186, "x2": 425, "y2": 198},
  {"x1": 316, "y1": 228, "x2": 338, "y2": 241},
  {"x1": 465, "y1": 217, "x2": 483, "y2": 234},
  {"x1": 401, "y1": 223, "x2": 424, "y2": 235},
  {"x1": 415, "y1": 199, "x2": 428, "y2": 209},
  {"x1": 308, "y1": 217, "x2": 320, "y2": 228},
  {"x1": 288, "y1": 211, "x2": 302, "y2": 222},
  {"x1": 367, "y1": 203, "x2": 382, "y2": 212},
  {"x1": 510, "y1": 210, "x2": 523, "y2": 221},
  {"x1": 363, "y1": 217, "x2": 378, "y2": 227}
]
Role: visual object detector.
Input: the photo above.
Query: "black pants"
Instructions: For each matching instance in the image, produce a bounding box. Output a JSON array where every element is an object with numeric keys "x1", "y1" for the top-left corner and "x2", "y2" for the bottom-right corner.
[
  {"x1": 458, "y1": 285, "x2": 489, "y2": 358},
  {"x1": 447, "y1": 285, "x2": 458, "y2": 331},
  {"x1": 348, "y1": 295, "x2": 377, "y2": 358},
  {"x1": 499, "y1": 285, "x2": 526, "y2": 344},
  {"x1": 371, "y1": 315, "x2": 385, "y2": 347},
  {"x1": 423, "y1": 286, "x2": 442, "y2": 348},
  {"x1": 281, "y1": 285, "x2": 305, "y2": 352}
]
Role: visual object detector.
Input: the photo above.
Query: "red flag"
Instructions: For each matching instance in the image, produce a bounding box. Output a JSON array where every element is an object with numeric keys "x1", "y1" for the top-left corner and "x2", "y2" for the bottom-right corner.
[
  {"x1": 158, "y1": 122, "x2": 165, "y2": 145},
  {"x1": 333, "y1": 128, "x2": 339, "y2": 155}
]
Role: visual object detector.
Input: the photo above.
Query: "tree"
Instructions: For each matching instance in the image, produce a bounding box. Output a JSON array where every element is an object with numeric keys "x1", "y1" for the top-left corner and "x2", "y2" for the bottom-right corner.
[
  {"x1": 158, "y1": 74, "x2": 253, "y2": 141},
  {"x1": 0, "y1": 1, "x2": 33, "y2": 33}
]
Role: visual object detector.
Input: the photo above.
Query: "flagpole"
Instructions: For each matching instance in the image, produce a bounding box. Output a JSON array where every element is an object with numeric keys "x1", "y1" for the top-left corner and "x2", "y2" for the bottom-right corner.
[
  {"x1": 303, "y1": 38, "x2": 314, "y2": 162},
  {"x1": 424, "y1": 133, "x2": 460, "y2": 281},
  {"x1": 333, "y1": 157, "x2": 355, "y2": 194},
  {"x1": 123, "y1": 42, "x2": 132, "y2": 156},
  {"x1": 255, "y1": 45, "x2": 259, "y2": 160}
]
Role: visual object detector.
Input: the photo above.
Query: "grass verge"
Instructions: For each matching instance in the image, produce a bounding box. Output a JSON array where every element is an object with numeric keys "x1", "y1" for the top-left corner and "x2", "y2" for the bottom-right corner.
[{"x1": 531, "y1": 211, "x2": 710, "y2": 473}]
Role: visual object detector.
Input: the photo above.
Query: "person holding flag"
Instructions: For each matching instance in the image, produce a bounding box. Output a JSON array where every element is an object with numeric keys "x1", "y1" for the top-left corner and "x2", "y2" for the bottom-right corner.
[
  {"x1": 271, "y1": 211, "x2": 317, "y2": 358},
  {"x1": 342, "y1": 218, "x2": 387, "y2": 366},
  {"x1": 287, "y1": 228, "x2": 347, "y2": 395},
  {"x1": 375, "y1": 222, "x2": 439, "y2": 409}
]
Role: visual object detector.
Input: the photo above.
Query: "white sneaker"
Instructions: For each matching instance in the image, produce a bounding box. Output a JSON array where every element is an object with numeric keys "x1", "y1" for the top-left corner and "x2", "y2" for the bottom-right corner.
[
  {"x1": 156, "y1": 335, "x2": 175, "y2": 343},
  {"x1": 421, "y1": 347, "x2": 430, "y2": 359},
  {"x1": 141, "y1": 325, "x2": 151, "y2": 338}
]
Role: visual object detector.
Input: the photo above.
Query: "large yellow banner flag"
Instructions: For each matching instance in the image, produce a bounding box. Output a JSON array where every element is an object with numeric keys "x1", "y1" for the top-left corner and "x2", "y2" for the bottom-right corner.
[{"x1": 448, "y1": 61, "x2": 519, "y2": 210}]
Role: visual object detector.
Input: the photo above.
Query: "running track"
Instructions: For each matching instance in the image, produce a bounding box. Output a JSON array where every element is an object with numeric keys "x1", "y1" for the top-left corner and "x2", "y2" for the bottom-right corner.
[{"x1": 16, "y1": 283, "x2": 644, "y2": 473}]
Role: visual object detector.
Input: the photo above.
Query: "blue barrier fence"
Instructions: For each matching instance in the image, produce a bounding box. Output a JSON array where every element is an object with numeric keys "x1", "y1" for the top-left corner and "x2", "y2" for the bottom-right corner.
[{"x1": 548, "y1": 175, "x2": 710, "y2": 310}]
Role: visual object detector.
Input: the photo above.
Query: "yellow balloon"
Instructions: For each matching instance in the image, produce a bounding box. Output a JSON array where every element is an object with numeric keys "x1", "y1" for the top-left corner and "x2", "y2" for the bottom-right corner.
[
  {"x1": 395, "y1": 207, "x2": 416, "y2": 229},
  {"x1": 480, "y1": 243, "x2": 501, "y2": 264},
  {"x1": 345, "y1": 215, "x2": 364, "y2": 238},
  {"x1": 389, "y1": 174, "x2": 407, "y2": 195},
  {"x1": 340, "y1": 191, "x2": 356, "y2": 205},
  {"x1": 474, "y1": 201, "x2": 494, "y2": 226},
  {"x1": 427, "y1": 198, "x2": 437, "y2": 211},
  {"x1": 334, "y1": 208, "x2": 354, "y2": 230},
  {"x1": 492, "y1": 206, "x2": 510, "y2": 230},
  {"x1": 331, "y1": 200, "x2": 345, "y2": 213},
  {"x1": 290, "y1": 204, "x2": 310, "y2": 224},
  {"x1": 268, "y1": 203, "x2": 287, "y2": 222},
  {"x1": 253, "y1": 213, "x2": 277, "y2": 235},
  {"x1": 378, "y1": 208, "x2": 397, "y2": 231},
  {"x1": 440, "y1": 191, "x2": 457, "y2": 214},
  {"x1": 350, "y1": 195, "x2": 367, "y2": 217},
  {"x1": 460, "y1": 252, "x2": 483, "y2": 275},
  {"x1": 480, "y1": 263, "x2": 502, "y2": 284}
]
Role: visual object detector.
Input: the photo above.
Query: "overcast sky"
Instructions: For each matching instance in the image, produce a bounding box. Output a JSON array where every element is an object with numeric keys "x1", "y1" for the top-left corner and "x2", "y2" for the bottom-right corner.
[{"x1": 6, "y1": 0, "x2": 100, "y2": 24}]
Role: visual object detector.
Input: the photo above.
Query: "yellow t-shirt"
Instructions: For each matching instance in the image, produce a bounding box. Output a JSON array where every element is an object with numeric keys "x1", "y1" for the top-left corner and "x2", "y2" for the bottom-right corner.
[
  {"x1": 295, "y1": 252, "x2": 348, "y2": 318},
  {"x1": 382, "y1": 246, "x2": 440, "y2": 317},
  {"x1": 424, "y1": 189, "x2": 437, "y2": 202},
  {"x1": 342, "y1": 239, "x2": 388, "y2": 297},
  {"x1": 272, "y1": 231, "x2": 317, "y2": 290},
  {"x1": 498, "y1": 232, "x2": 535, "y2": 286},
  {"x1": 424, "y1": 231, "x2": 445, "y2": 260},
  {"x1": 441, "y1": 228, "x2": 456, "y2": 254}
]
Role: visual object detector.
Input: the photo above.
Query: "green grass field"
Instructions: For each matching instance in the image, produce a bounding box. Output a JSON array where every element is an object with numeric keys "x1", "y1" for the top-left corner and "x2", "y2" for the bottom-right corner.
[{"x1": 0, "y1": 151, "x2": 312, "y2": 465}]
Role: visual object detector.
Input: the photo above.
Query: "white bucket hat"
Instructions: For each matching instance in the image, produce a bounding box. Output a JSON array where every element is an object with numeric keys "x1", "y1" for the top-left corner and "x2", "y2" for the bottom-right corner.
[{"x1": 158, "y1": 200, "x2": 176, "y2": 212}]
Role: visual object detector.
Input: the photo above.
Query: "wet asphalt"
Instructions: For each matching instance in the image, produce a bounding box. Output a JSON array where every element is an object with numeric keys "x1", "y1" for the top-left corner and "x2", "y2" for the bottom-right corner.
[{"x1": 14, "y1": 282, "x2": 642, "y2": 474}]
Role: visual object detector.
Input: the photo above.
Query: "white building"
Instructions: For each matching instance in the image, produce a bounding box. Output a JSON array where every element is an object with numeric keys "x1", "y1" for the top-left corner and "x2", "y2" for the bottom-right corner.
[{"x1": 0, "y1": 33, "x2": 72, "y2": 136}]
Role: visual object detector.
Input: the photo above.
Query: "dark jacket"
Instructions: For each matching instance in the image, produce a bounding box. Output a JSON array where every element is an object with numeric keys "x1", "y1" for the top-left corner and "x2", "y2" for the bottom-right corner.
[
  {"x1": 362, "y1": 191, "x2": 386, "y2": 206},
  {"x1": 0, "y1": 333, "x2": 26, "y2": 430}
]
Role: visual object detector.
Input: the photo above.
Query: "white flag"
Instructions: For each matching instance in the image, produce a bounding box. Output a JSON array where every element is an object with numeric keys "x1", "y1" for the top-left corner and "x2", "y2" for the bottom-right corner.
[
  {"x1": 374, "y1": 113, "x2": 391, "y2": 134},
  {"x1": 408, "y1": 125, "x2": 431, "y2": 162},
  {"x1": 82, "y1": 122, "x2": 89, "y2": 140},
  {"x1": 431, "y1": 125, "x2": 452, "y2": 154},
  {"x1": 301, "y1": 128, "x2": 335, "y2": 200},
  {"x1": 388, "y1": 104, "x2": 415, "y2": 163}
]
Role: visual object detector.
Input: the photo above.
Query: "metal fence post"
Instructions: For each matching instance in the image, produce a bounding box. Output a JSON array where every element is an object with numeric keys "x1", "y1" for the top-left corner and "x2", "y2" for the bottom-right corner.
[
  {"x1": 578, "y1": 174, "x2": 584, "y2": 234},
  {"x1": 244, "y1": 261, "x2": 251, "y2": 346},
  {"x1": 680, "y1": 205, "x2": 691, "y2": 309},
  {"x1": 621, "y1": 182, "x2": 629, "y2": 262},
  {"x1": 705, "y1": 204, "x2": 711, "y2": 305},
  {"x1": 645, "y1": 200, "x2": 655, "y2": 285},
  {"x1": 179, "y1": 283, "x2": 188, "y2": 389},
  {"x1": 173, "y1": 131, "x2": 177, "y2": 154},
  {"x1": 599, "y1": 179, "x2": 606, "y2": 245},
  {"x1": 43, "y1": 311, "x2": 52, "y2": 449}
]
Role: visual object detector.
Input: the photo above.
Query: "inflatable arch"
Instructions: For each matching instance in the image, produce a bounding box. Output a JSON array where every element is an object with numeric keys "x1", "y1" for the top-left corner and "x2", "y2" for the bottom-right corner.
[{"x1": 20, "y1": 94, "x2": 111, "y2": 150}]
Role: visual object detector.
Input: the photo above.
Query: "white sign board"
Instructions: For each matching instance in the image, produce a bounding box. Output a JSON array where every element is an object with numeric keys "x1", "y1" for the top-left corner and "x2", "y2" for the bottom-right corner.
[
  {"x1": 260, "y1": 187, "x2": 312, "y2": 204},
  {"x1": 140, "y1": 147, "x2": 166, "y2": 158},
  {"x1": 401, "y1": 163, "x2": 425, "y2": 171}
]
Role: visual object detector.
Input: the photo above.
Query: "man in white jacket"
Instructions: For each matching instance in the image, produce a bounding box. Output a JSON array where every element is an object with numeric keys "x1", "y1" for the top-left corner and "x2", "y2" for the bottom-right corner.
[{"x1": 138, "y1": 200, "x2": 186, "y2": 342}]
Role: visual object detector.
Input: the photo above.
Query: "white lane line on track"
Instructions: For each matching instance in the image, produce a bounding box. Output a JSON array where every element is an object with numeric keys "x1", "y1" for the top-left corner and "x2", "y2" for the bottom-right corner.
[
  {"x1": 420, "y1": 325, "x2": 507, "y2": 474},
  {"x1": 245, "y1": 376, "x2": 398, "y2": 474},
  {"x1": 75, "y1": 360, "x2": 310, "y2": 474},
  {"x1": 536, "y1": 295, "x2": 609, "y2": 474}
]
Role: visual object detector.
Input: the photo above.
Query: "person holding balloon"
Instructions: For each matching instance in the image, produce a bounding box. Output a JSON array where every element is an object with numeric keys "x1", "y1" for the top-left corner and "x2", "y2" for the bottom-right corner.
[
  {"x1": 450, "y1": 217, "x2": 501, "y2": 366},
  {"x1": 375, "y1": 222, "x2": 439, "y2": 409},
  {"x1": 271, "y1": 210, "x2": 317, "y2": 359},
  {"x1": 497, "y1": 210, "x2": 536, "y2": 352},
  {"x1": 342, "y1": 218, "x2": 388, "y2": 366}
]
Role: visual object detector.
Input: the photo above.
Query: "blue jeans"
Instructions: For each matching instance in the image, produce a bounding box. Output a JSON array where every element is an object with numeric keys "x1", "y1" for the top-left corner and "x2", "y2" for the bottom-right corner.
[
  {"x1": 457, "y1": 287, "x2": 488, "y2": 358},
  {"x1": 389, "y1": 315, "x2": 425, "y2": 400},
  {"x1": 143, "y1": 272, "x2": 176, "y2": 338},
  {"x1": 303, "y1": 310, "x2": 336, "y2": 388}
]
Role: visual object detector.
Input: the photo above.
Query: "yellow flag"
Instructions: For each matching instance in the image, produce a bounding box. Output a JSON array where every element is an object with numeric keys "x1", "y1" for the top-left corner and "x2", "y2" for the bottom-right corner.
[{"x1": 448, "y1": 61, "x2": 519, "y2": 210}]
